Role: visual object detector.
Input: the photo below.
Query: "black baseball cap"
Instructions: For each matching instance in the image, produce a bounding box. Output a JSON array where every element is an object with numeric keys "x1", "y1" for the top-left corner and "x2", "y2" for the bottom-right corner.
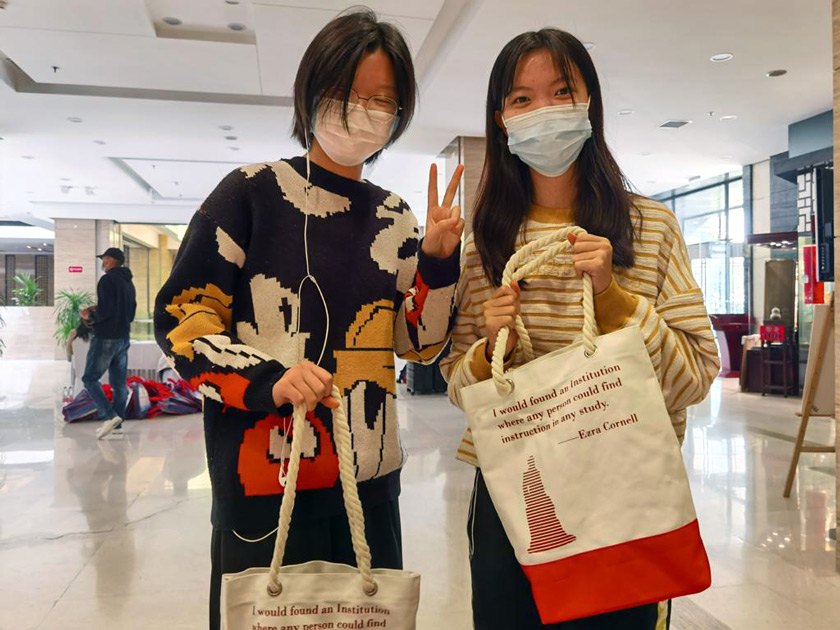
[{"x1": 97, "y1": 247, "x2": 125, "y2": 264}]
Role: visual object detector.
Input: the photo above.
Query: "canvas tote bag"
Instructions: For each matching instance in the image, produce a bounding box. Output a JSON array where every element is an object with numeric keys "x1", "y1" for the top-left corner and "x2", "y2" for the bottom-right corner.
[
  {"x1": 221, "y1": 387, "x2": 420, "y2": 629},
  {"x1": 461, "y1": 226, "x2": 711, "y2": 624}
]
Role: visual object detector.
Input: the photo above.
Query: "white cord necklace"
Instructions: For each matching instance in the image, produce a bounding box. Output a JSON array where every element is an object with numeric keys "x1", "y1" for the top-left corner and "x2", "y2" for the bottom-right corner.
[{"x1": 235, "y1": 147, "x2": 333, "y2": 544}]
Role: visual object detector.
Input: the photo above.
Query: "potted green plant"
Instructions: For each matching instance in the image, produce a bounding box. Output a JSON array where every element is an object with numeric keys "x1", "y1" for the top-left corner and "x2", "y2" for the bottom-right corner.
[
  {"x1": 54, "y1": 289, "x2": 95, "y2": 347},
  {"x1": 12, "y1": 272, "x2": 43, "y2": 306}
]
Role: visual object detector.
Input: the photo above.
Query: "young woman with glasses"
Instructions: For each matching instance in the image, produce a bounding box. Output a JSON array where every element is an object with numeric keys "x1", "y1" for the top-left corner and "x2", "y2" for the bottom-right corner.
[{"x1": 155, "y1": 9, "x2": 464, "y2": 628}]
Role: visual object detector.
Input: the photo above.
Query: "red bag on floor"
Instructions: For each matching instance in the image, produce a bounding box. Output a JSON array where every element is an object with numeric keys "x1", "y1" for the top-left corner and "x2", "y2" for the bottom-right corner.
[
  {"x1": 125, "y1": 377, "x2": 153, "y2": 419},
  {"x1": 61, "y1": 389, "x2": 98, "y2": 423}
]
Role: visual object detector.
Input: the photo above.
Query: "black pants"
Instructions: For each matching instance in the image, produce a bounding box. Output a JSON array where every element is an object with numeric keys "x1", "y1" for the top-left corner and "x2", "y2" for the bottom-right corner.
[
  {"x1": 209, "y1": 499, "x2": 402, "y2": 630},
  {"x1": 469, "y1": 471, "x2": 668, "y2": 630}
]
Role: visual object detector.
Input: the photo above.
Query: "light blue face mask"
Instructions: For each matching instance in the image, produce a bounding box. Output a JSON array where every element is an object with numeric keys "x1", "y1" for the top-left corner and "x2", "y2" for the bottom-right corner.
[{"x1": 503, "y1": 102, "x2": 592, "y2": 177}]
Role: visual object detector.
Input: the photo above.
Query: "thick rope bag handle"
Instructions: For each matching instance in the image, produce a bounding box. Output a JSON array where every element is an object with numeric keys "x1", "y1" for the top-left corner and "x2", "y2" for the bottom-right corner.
[
  {"x1": 491, "y1": 226, "x2": 598, "y2": 396},
  {"x1": 267, "y1": 387, "x2": 378, "y2": 597}
]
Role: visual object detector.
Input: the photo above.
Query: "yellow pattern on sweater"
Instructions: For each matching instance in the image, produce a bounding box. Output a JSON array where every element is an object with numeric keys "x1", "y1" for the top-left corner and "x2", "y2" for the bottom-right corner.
[{"x1": 440, "y1": 199, "x2": 721, "y2": 466}]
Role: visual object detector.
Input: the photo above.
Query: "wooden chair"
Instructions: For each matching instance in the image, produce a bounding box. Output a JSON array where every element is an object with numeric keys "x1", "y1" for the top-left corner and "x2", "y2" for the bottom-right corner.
[
  {"x1": 760, "y1": 324, "x2": 797, "y2": 397},
  {"x1": 783, "y1": 300, "x2": 836, "y2": 498}
]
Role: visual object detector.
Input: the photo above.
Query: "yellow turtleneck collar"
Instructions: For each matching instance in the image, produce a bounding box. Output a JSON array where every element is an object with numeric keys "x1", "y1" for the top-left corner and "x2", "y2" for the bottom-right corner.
[{"x1": 528, "y1": 204, "x2": 575, "y2": 225}]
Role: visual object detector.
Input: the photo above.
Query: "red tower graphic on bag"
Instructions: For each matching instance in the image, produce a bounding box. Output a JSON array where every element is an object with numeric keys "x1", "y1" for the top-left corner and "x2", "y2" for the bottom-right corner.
[{"x1": 523, "y1": 455, "x2": 576, "y2": 553}]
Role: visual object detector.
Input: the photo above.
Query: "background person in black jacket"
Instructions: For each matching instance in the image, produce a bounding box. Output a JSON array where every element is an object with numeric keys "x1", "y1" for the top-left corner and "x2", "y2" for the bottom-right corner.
[{"x1": 81, "y1": 247, "x2": 137, "y2": 439}]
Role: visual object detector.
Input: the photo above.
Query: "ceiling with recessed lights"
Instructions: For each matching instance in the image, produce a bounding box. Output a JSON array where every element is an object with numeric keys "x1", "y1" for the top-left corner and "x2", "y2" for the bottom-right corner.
[{"x1": 0, "y1": 0, "x2": 833, "y2": 228}]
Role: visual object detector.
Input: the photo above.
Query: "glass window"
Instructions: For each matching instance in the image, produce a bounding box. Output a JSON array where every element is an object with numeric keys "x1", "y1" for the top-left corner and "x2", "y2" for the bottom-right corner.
[
  {"x1": 728, "y1": 181, "x2": 744, "y2": 210},
  {"x1": 674, "y1": 185, "x2": 726, "y2": 220},
  {"x1": 728, "y1": 247, "x2": 745, "y2": 313},
  {"x1": 670, "y1": 177, "x2": 745, "y2": 314},
  {"x1": 728, "y1": 206, "x2": 745, "y2": 243},
  {"x1": 684, "y1": 213, "x2": 723, "y2": 245},
  {"x1": 689, "y1": 243, "x2": 728, "y2": 314}
]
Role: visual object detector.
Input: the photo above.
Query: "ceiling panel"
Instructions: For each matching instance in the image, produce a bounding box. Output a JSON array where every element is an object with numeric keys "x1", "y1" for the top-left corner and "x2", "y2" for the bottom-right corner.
[
  {"x1": 122, "y1": 158, "x2": 244, "y2": 200},
  {"x1": 253, "y1": 0, "x2": 444, "y2": 21},
  {"x1": 0, "y1": 27, "x2": 262, "y2": 94},
  {"x1": 254, "y1": 4, "x2": 435, "y2": 97},
  {"x1": 145, "y1": 0, "x2": 256, "y2": 43},
  {"x1": 406, "y1": 0, "x2": 832, "y2": 193},
  {"x1": 0, "y1": 0, "x2": 834, "y2": 218},
  {"x1": 0, "y1": 0, "x2": 154, "y2": 36}
]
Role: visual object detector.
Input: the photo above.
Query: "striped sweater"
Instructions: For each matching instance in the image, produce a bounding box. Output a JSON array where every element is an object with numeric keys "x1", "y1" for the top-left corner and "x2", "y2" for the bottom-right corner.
[
  {"x1": 440, "y1": 199, "x2": 720, "y2": 466},
  {"x1": 155, "y1": 157, "x2": 459, "y2": 530}
]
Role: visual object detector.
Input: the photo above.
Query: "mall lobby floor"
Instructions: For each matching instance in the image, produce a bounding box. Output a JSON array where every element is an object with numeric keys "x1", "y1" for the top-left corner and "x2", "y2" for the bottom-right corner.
[{"x1": 0, "y1": 360, "x2": 837, "y2": 629}]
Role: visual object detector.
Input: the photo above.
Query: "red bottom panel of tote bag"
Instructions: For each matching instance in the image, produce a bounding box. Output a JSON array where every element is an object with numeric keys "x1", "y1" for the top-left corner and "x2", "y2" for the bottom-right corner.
[{"x1": 522, "y1": 520, "x2": 711, "y2": 624}]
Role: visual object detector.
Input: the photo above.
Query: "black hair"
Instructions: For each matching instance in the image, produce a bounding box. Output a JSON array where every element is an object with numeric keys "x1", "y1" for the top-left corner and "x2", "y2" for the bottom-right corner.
[
  {"x1": 292, "y1": 7, "x2": 416, "y2": 163},
  {"x1": 473, "y1": 28, "x2": 637, "y2": 286}
]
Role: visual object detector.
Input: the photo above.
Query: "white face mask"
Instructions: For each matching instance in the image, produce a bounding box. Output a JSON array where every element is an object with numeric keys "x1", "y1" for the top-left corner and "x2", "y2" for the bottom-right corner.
[
  {"x1": 503, "y1": 102, "x2": 592, "y2": 177},
  {"x1": 312, "y1": 98, "x2": 395, "y2": 167}
]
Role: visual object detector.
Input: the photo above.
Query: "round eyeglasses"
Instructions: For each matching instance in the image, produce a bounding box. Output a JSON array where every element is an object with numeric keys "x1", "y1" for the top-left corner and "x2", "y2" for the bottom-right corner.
[{"x1": 323, "y1": 87, "x2": 400, "y2": 117}]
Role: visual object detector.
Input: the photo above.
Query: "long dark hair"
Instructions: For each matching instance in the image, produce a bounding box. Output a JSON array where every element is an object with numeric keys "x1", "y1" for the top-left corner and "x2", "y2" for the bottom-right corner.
[
  {"x1": 473, "y1": 29, "x2": 636, "y2": 286},
  {"x1": 292, "y1": 7, "x2": 416, "y2": 163}
]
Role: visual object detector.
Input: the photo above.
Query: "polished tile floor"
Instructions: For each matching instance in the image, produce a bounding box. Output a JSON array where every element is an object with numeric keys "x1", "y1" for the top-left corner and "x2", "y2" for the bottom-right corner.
[{"x1": 0, "y1": 360, "x2": 837, "y2": 629}]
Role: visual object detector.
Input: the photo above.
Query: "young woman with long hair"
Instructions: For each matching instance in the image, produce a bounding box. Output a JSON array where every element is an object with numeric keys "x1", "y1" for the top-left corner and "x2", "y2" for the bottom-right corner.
[{"x1": 440, "y1": 28, "x2": 720, "y2": 629}]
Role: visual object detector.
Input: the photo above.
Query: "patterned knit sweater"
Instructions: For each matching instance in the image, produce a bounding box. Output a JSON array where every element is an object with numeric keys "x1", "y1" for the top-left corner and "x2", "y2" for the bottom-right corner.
[
  {"x1": 440, "y1": 200, "x2": 720, "y2": 466},
  {"x1": 154, "y1": 157, "x2": 459, "y2": 531}
]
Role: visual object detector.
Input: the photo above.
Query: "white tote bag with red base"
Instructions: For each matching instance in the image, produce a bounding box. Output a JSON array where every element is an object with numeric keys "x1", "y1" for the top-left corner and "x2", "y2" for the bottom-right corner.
[
  {"x1": 461, "y1": 227, "x2": 711, "y2": 624},
  {"x1": 220, "y1": 388, "x2": 420, "y2": 629}
]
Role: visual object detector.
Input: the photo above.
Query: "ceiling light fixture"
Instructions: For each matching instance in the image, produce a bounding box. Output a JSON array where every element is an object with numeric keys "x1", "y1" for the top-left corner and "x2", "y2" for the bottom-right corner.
[
  {"x1": 228, "y1": 22, "x2": 246, "y2": 31},
  {"x1": 719, "y1": 115, "x2": 738, "y2": 121},
  {"x1": 767, "y1": 69, "x2": 787, "y2": 78},
  {"x1": 94, "y1": 140, "x2": 106, "y2": 145},
  {"x1": 67, "y1": 116, "x2": 83, "y2": 123},
  {"x1": 60, "y1": 177, "x2": 71, "y2": 182},
  {"x1": 163, "y1": 17, "x2": 182, "y2": 26},
  {"x1": 721, "y1": 155, "x2": 733, "y2": 160},
  {"x1": 618, "y1": 109, "x2": 634, "y2": 116},
  {"x1": 225, "y1": 135, "x2": 238, "y2": 141},
  {"x1": 229, "y1": 147, "x2": 240, "y2": 151},
  {"x1": 659, "y1": 120, "x2": 691, "y2": 129},
  {"x1": 710, "y1": 53, "x2": 734, "y2": 62},
  {"x1": 21, "y1": 155, "x2": 34, "y2": 159},
  {"x1": 225, "y1": 0, "x2": 241, "y2": 4},
  {"x1": 219, "y1": 125, "x2": 234, "y2": 131},
  {"x1": 689, "y1": 175, "x2": 701, "y2": 182}
]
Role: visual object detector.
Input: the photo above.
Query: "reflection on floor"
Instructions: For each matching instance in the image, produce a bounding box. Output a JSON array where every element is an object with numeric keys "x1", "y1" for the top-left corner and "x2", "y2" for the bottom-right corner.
[{"x1": 0, "y1": 361, "x2": 837, "y2": 629}]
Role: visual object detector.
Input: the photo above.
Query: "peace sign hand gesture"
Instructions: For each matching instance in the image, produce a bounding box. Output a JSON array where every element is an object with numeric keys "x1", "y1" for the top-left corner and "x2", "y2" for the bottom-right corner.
[{"x1": 421, "y1": 163, "x2": 465, "y2": 259}]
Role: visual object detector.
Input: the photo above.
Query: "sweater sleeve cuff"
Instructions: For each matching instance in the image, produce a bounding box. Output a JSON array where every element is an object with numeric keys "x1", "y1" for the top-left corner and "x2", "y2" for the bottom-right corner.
[
  {"x1": 469, "y1": 338, "x2": 515, "y2": 382},
  {"x1": 416, "y1": 242, "x2": 460, "y2": 289},
  {"x1": 243, "y1": 365, "x2": 288, "y2": 416},
  {"x1": 594, "y1": 278, "x2": 639, "y2": 334}
]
